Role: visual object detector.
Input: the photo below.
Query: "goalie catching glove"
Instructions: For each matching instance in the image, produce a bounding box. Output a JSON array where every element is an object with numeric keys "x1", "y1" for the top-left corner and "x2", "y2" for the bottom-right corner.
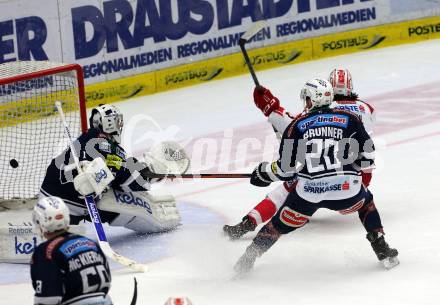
[
  {"x1": 73, "y1": 158, "x2": 114, "y2": 196},
  {"x1": 140, "y1": 141, "x2": 190, "y2": 179}
]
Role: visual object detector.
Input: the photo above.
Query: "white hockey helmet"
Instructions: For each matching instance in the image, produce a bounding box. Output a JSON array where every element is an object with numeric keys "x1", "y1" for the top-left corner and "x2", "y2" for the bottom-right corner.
[
  {"x1": 300, "y1": 78, "x2": 334, "y2": 111},
  {"x1": 32, "y1": 196, "x2": 70, "y2": 236},
  {"x1": 89, "y1": 104, "x2": 124, "y2": 143},
  {"x1": 329, "y1": 68, "x2": 353, "y2": 96}
]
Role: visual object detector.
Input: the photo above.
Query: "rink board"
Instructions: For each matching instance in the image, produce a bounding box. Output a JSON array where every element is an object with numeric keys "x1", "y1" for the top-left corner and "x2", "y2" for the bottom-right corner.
[{"x1": 85, "y1": 15, "x2": 440, "y2": 107}]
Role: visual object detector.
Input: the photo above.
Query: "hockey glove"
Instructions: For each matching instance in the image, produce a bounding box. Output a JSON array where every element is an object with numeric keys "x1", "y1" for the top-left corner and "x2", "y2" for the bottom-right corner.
[
  {"x1": 253, "y1": 86, "x2": 280, "y2": 117},
  {"x1": 250, "y1": 162, "x2": 273, "y2": 187}
]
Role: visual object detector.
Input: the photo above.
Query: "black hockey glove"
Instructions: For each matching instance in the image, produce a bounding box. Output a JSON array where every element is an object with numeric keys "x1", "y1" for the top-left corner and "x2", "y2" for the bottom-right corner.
[{"x1": 250, "y1": 162, "x2": 273, "y2": 187}]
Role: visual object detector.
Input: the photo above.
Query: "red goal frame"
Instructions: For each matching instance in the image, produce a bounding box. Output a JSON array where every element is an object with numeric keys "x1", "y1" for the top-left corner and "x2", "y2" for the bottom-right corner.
[{"x1": 0, "y1": 63, "x2": 88, "y2": 132}]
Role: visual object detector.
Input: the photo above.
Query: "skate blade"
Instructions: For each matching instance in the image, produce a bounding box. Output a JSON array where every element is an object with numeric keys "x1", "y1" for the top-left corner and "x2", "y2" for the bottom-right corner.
[
  {"x1": 381, "y1": 256, "x2": 399, "y2": 270},
  {"x1": 230, "y1": 270, "x2": 249, "y2": 281}
]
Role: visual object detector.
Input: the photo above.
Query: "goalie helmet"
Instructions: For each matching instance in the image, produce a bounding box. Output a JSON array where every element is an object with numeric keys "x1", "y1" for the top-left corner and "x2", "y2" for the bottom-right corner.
[
  {"x1": 300, "y1": 78, "x2": 334, "y2": 111},
  {"x1": 89, "y1": 104, "x2": 124, "y2": 143},
  {"x1": 329, "y1": 68, "x2": 353, "y2": 96},
  {"x1": 32, "y1": 196, "x2": 70, "y2": 236}
]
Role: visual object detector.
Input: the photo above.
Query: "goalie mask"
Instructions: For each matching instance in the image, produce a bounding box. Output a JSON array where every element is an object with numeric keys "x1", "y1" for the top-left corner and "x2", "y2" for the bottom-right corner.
[
  {"x1": 300, "y1": 78, "x2": 334, "y2": 111},
  {"x1": 329, "y1": 68, "x2": 353, "y2": 96},
  {"x1": 89, "y1": 104, "x2": 124, "y2": 143},
  {"x1": 33, "y1": 196, "x2": 70, "y2": 237}
]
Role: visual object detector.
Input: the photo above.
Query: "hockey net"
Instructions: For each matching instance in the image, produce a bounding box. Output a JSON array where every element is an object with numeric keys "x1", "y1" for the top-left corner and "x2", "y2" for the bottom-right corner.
[{"x1": 0, "y1": 61, "x2": 87, "y2": 210}]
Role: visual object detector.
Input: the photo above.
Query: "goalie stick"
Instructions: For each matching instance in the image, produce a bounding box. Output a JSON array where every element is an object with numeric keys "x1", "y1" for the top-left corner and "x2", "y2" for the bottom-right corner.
[
  {"x1": 55, "y1": 101, "x2": 146, "y2": 273},
  {"x1": 239, "y1": 20, "x2": 267, "y2": 87}
]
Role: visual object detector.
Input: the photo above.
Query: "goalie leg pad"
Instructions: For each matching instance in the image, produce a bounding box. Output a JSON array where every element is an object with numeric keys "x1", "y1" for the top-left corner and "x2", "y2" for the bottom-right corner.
[{"x1": 98, "y1": 188, "x2": 181, "y2": 233}]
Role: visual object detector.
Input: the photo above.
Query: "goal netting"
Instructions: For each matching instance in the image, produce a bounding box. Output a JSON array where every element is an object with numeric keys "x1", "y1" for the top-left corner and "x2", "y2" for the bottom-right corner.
[{"x1": 0, "y1": 61, "x2": 87, "y2": 206}]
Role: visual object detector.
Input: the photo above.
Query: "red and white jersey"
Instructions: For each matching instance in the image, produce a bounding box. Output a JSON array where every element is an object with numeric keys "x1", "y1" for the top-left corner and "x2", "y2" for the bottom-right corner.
[
  {"x1": 267, "y1": 107, "x2": 302, "y2": 140},
  {"x1": 267, "y1": 99, "x2": 375, "y2": 138},
  {"x1": 330, "y1": 99, "x2": 375, "y2": 135}
]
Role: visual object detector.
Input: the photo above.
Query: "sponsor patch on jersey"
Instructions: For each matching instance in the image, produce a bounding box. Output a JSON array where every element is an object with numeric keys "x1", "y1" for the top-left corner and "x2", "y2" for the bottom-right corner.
[
  {"x1": 99, "y1": 141, "x2": 111, "y2": 153},
  {"x1": 297, "y1": 114, "x2": 349, "y2": 132},
  {"x1": 303, "y1": 180, "x2": 350, "y2": 194},
  {"x1": 333, "y1": 105, "x2": 360, "y2": 113},
  {"x1": 280, "y1": 207, "x2": 309, "y2": 228},
  {"x1": 59, "y1": 237, "x2": 98, "y2": 258},
  {"x1": 116, "y1": 147, "x2": 126, "y2": 159}
]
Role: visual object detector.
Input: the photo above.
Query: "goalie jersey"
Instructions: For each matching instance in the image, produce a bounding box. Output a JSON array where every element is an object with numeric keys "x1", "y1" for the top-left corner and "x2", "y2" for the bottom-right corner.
[
  {"x1": 40, "y1": 128, "x2": 149, "y2": 216},
  {"x1": 31, "y1": 232, "x2": 111, "y2": 305}
]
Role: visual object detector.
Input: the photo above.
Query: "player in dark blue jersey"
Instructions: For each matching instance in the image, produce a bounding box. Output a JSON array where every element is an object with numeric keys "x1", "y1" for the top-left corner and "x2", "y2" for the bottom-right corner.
[
  {"x1": 40, "y1": 104, "x2": 183, "y2": 233},
  {"x1": 234, "y1": 78, "x2": 399, "y2": 274},
  {"x1": 31, "y1": 196, "x2": 111, "y2": 305}
]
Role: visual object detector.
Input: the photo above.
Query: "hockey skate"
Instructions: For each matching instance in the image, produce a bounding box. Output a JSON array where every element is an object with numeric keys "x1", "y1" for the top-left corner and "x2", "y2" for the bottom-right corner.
[
  {"x1": 233, "y1": 243, "x2": 260, "y2": 276},
  {"x1": 223, "y1": 216, "x2": 256, "y2": 240},
  {"x1": 367, "y1": 232, "x2": 399, "y2": 270}
]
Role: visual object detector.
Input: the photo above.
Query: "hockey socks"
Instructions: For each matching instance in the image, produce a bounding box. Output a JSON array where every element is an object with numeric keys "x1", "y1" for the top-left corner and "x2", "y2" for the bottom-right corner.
[
  {"x1": 248, "y1": 198, "x2": 278, "y2": 225},
  {"x1": 358, "y1": 200, "x2": 384, "y2": 233}
]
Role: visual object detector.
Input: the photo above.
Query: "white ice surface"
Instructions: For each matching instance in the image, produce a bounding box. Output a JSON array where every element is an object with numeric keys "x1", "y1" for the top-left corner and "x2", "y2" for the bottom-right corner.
[{"x1": 2, "y1": 39, "x2": 440, "y2": 305}]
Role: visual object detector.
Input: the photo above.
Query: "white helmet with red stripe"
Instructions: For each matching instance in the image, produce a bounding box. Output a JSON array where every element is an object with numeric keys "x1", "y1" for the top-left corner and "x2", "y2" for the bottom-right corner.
[{"x1": 329, "y1": 68, "x2": 353, "y2": 96}]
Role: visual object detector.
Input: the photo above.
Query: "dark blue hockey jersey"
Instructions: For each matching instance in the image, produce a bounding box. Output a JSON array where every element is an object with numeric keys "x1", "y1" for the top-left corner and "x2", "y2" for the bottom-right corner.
[
  {"x1": 271, "y1": 107, "x2": 375, "y2": 202},
  {"x1": 30, "y1": 232, "x2": 111, "y2": 305}
]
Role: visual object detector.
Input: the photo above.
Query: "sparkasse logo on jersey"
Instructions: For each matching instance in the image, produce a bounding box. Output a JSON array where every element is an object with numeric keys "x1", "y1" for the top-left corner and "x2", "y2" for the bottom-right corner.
[{"x1": 304, "y1": 181, "x2": 350, "y2": 194}]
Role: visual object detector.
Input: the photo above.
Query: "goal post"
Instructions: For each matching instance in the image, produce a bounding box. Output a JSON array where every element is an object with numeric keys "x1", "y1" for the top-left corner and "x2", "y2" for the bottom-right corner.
[{"x1": 0, "y1": 61, "x2": 87, "y2": 206}]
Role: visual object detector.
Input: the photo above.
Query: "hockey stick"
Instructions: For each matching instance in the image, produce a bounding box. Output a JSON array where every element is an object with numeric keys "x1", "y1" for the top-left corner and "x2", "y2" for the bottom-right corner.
[
  {"x1": 55, "y1": 101, "x2": 146, "y2": 273},
  {"x1": 130, "y1": 277, "x2": 138, "y2": 305},
  {"x1": 239, "y1": 20, "x2": 267, "y2": 87},
  {"x1": 152, "y1": 173, "x2": 251, "y2": 179}
]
